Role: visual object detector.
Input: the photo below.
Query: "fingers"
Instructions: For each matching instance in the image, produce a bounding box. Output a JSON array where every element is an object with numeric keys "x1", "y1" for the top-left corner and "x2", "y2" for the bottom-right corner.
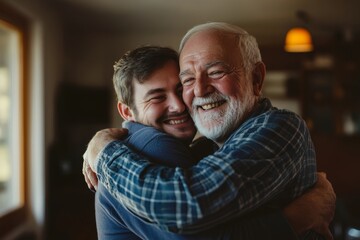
[
  {"x1": 324, "y1": 228, "x2": 334, "y2": 240},
  {"x1": 104, "y1": 127, "x2": 129, "y2": 139},
  {"x1": 82, "y1": 128, "x2": 128, "y2": 192},
  {"x1": 82, "y1": 154, "x2": 98, "y2": 192},
  {"x1": 83, "y1": 161, "x2": 94, "y2": 190},
  {"x1": 86, "y1": 166, "x2": 98, "y2": 191},
  {"x1": 316, "y1": 172, "x2": 329, "y2": 188},
  {"x1": 85, "y1": 128, "x2": 129, "y2": 169},
  {"x1": 314, "y1": 225, "x2": 333, "y2": 240},
  {"x1": 316, "y1": 172, "x2": 336, "y2": 200},
  {"x1": 84, "y1": 169, "x2": 96, "y2": 192},
  {"x1": 319, "y1": 171, "x2": 337, "y2": 202},
  {"x1": 314, "y1": 172, "x2": 336, "y2": 239}
]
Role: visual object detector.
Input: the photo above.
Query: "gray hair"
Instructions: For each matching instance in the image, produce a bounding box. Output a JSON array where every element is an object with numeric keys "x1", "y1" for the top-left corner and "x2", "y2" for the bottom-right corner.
[{"x1": 179, "y1": 22, "x2": 262, "y2": 74}]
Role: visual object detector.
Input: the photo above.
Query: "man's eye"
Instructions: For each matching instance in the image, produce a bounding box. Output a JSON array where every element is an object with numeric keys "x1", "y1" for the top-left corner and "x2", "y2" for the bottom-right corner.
[
  {"x1": 181, "y1": 77, "x2": 195, "y2": 86},
  {"x1": 208, "y1": 71, "x2": 226, "y2": 79},
  {"x1": 149, "y1": 96, "x2": 166, "y2": 103}
]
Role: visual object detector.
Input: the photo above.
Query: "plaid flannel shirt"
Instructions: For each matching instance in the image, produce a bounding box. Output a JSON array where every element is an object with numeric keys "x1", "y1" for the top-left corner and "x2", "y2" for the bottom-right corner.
[{"x1": 96, "y1": 98, "x2": 317, "y2": 233}]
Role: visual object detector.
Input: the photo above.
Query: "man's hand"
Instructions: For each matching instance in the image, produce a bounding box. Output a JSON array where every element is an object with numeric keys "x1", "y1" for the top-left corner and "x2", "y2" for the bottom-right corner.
[
  {"x1": 82, "y1": 156, "x2": 98, "y2": 192},
  {"x1": 82, "y1": 128, "x2": 128, "y2": 191},
  {"x1": 283, "y1": 172, "x2": 336, "y2": 240}
]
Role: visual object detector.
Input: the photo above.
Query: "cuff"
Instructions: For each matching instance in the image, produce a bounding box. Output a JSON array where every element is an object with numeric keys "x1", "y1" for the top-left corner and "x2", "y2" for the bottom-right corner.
[{"x1": 94, "y1": 140, "x2": 123, "y2": 173}]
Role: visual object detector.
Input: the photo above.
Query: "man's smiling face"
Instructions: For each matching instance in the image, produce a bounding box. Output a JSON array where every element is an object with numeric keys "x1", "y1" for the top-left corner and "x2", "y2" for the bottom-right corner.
[
  {"x1": 130, "y1": 60, "x2": 196, "y2": 142},
  {"x1": 179, "y1": 30, "x2": 257, "y2": 143}
]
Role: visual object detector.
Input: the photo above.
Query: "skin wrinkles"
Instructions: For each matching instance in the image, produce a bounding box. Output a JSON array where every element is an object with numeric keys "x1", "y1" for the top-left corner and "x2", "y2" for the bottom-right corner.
[{"x1": 179, "y1": 30, "x2": 260, "y2": 144}]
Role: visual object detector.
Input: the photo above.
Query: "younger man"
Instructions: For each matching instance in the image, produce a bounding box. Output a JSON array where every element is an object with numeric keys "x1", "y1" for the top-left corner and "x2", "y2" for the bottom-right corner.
[{"x1": 92, "y1": 45, "x2": 335, "y2": 239}]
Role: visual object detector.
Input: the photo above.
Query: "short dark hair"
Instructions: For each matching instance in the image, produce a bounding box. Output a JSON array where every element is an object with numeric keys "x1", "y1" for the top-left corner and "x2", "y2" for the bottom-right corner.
[{"x1": 113, "y1": 46, "x2": 179, "y2": 109}]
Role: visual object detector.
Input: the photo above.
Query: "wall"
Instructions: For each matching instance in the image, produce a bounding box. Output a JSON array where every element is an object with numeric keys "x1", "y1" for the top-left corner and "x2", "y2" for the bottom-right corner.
[
  {"x1": 2, "y1": 0, "x2": 63, "y2": 239},
  {"x1": 62, "y1": 26, "x2": 185, "y2": 126}
]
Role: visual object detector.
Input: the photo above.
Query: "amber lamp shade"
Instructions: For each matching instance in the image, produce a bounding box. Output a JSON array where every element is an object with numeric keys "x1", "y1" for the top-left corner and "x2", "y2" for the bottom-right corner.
[{"x1": 284, "y1": 27, "x2": 313, "y2": 52}]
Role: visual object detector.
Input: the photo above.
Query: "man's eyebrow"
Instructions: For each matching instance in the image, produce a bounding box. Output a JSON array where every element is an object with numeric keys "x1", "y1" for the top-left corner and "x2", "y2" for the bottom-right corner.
[
  {"x1": 179, "y1": 61, "x2": 230, "y2": 78},
  {"x1": 143, "y1": 88, "x2": 165, "y2": 99},
  {"x1": 205, "y1": 61, "x2": 229, "y2": 69},
  {"x1": 179, "y1": 69, "x2": 192, "y2": 78}
]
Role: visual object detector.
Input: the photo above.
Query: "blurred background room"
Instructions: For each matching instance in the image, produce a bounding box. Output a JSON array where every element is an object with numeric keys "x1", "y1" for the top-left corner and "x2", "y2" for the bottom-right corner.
[{"x1": 0, "y1": 0, "x2": 360, "y2": 239}]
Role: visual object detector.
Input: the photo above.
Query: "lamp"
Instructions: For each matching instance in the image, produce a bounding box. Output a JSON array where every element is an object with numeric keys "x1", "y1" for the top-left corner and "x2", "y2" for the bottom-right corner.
[
  {"x1": 284, "y1": 27, "x2": 313, "y2": 52},
  {"x1": 284, "y1": 10, "x2": 314, "y2": 52}
]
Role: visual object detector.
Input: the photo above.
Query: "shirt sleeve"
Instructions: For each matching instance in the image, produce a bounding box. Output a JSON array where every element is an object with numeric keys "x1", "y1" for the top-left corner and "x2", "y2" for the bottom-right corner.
[{"x1": 96, "y1": 110, "x2": 316, "y2": 233}]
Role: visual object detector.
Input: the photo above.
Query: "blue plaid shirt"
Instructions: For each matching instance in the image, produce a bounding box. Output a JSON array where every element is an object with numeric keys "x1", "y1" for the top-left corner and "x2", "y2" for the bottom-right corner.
[{"x1": 96, "y1": 98, "x2": 317, "y2": 233}]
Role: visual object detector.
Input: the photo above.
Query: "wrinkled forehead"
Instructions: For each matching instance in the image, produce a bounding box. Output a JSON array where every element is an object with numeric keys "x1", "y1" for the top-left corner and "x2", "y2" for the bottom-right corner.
[{"x1": 179, "y1": 31, "x2": 241, "y2": 71}]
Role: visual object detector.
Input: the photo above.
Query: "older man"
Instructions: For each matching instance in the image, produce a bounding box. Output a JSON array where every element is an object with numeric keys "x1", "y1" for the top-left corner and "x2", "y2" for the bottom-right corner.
[{"x1": 84, "y1": 22, "x2": 335, "y2": 239}]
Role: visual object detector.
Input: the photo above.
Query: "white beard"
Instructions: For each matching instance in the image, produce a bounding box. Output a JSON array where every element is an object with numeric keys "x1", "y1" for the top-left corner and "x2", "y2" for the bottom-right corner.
[{"x1": 191, "y1": 90, "x2": 255, "y2": 143}]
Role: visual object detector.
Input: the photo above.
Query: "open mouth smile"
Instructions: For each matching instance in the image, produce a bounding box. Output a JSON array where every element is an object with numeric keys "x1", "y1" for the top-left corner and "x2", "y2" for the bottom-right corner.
[
  {"x1": 168, "y1": 118, "x2": 187, "y2": 125},
  {"x1": 198, "y1": 100, "x2": 226, "y2": 110},
  {"x1": 163, "y1": 114, "x2": 191, "y2": 125}
]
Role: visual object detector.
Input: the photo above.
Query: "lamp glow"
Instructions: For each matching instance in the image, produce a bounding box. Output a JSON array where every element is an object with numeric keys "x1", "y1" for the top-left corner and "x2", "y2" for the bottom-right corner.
[{"x1": 285, "y1": 27, "x2": 313, "y2": 52}]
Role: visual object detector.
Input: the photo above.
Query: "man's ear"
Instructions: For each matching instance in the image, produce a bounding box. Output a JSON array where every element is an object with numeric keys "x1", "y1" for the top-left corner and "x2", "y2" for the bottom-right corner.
[
  {"x1": 252, "y1": 62, "x2": 266, "y2": 96},
  {"x1": 117, "y1": 101, "x2": 135, "y2": 121}
]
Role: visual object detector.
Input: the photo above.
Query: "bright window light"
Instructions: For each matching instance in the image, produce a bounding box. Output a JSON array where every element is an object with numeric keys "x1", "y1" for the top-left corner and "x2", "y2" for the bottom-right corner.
[{"x1": 0, "y1": 22, "x2": 23, "y2": 216}]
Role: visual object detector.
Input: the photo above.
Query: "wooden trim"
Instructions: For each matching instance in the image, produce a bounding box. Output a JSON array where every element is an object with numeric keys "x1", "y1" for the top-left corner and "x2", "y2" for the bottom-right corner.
[
  {"x1": 0, "y1": 208, "x2": 27, "y2": 237},
  {"x1": 0, "y1": 2, "x2": 29, "y2": 239}
]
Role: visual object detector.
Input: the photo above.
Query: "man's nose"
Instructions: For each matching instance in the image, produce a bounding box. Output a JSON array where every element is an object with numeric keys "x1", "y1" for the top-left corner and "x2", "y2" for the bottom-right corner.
[
  {"x1": 168, "y1": 95, "x2": 186, "y2": 113},
  {"x1": 194, "y1": 74, "x2": 214, "y2": 97}
]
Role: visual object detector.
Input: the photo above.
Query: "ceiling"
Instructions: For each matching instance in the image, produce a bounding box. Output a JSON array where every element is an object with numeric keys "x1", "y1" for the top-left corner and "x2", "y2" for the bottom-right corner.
[{"x1": 53, "y1": 0, "x2": 360, "y2": 45}]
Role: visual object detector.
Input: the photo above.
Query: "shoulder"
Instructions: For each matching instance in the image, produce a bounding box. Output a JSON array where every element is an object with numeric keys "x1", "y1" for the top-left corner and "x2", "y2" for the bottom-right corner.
[
  {"x1": 125, "y1": 122, "x2": 167, "y2": 142},
  {"x1": 226, "y1": 108, "x2": 308, "y2": 146},
  {"x1": 247, "y1": 98, "x2": 304, "y2": 127},
  {"x1": 124, "y1": 121, "x2": 176, "y2": 154},
  {"x1": 242, "y1": 108, "x2": 305, "y2": 133},
  {"x1": 125, "y1": 121, "x2": 164, "y2": 135},
  {"x1": 124, "y1": 122, "x2": 194, "y2": 167}
]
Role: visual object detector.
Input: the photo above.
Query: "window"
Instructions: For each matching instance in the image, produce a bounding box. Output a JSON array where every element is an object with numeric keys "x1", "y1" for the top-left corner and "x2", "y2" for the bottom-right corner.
[
  {"x1": 0, "y1": 2, "x2": 28, "y2": 238},
  {"x1": 0, "y1": 20, "x2": 23, "y2": 215}
]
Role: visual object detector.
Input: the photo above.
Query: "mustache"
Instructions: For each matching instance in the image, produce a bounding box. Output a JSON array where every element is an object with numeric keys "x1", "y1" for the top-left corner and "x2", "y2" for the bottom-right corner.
[{"x1": 192, "y1": 93, "x2": 228, "y2": 107}]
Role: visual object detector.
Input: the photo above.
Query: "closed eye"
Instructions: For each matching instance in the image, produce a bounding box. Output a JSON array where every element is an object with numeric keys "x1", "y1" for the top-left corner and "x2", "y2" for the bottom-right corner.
[
  {"x1": 147, "y1": 95, "x2": 166, "y2": 103},
  {"x1": 208, "y1": 71, "x2": 226, "y2": 79},
  {"x1": 180, "y1": 77, "x2": 195, "y2": 86},
  {"x1": 206, "y1": 61, "x2": 233, "y2": 80}
]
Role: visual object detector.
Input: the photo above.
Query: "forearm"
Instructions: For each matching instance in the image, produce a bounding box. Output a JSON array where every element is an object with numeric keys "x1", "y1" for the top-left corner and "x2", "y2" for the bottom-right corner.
[
  {"x1": 282, "y1": 172, "x2": 336, "y2": 240},
  {"x1": 97, "y1": 140, "x2": 305, "y2": 233}
]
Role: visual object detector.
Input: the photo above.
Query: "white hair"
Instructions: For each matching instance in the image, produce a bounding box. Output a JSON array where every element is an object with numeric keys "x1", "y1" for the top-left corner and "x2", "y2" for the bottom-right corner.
[{"x1": 179, "y1": 22, "x2": 262, "y2": 74}]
